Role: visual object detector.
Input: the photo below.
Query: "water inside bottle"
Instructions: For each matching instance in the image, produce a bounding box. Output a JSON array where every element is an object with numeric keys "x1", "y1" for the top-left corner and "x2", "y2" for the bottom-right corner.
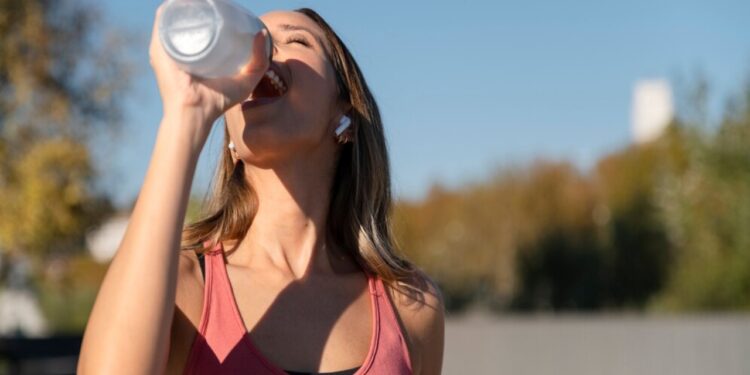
[{"x1": 163, "y1": 2, "x2": 218, "y2": 56}]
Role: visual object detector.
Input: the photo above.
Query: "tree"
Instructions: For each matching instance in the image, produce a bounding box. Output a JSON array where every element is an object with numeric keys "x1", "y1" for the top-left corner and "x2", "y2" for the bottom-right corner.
[
  {"x1": 0, "y1": 0, "x2": 133, "y2": 262},
  {"x1": 0, "y1": 0, "x2": 133, "y2": 333},
  {"x1": 654, "y1": 76, "x2": 750, "y2": 310}
]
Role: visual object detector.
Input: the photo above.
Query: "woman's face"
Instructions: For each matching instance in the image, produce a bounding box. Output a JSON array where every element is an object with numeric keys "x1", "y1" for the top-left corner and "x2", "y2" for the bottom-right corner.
[{"x1": 225, "y1": 11, "x2": 344, "y2": 165}]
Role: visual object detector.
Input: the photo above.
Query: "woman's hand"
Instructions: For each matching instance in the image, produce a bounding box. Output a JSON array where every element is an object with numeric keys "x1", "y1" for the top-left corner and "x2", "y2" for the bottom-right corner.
[{"x1": 149, "y1": 4, "x2": 270, "y2": 131}]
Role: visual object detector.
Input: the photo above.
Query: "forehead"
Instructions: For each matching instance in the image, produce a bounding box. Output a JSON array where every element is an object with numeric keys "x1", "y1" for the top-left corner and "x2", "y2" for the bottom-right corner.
[{"x1": 260, "y1": 11, "x2": 327, "y2": 44}]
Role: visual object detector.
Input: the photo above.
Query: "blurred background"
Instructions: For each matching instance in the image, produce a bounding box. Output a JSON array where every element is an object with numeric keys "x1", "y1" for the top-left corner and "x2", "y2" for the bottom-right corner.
[{"x1": 1, "y1": 0, "x2": 749, "y2": 374}]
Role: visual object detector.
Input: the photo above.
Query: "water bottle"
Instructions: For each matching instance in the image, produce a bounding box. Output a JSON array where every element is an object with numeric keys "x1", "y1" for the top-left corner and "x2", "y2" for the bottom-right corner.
[{"x1": 158, "y1": 0, "x2": 273, "y2": 78}]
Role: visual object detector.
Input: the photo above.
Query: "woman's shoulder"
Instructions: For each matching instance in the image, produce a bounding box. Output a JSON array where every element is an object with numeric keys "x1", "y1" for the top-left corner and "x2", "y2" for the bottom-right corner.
[
  {"x1": 175, "y1": 249, "x2": 205, "y2": 317},
  {"x1": 165, "y1": 249, "x2": 206, "y2": 375},
  {"x1": 177, "y1": 249, "x2": 203, "y2": 283},
  {"x1": 387, "y1": 269, "x2": 445, "y2": 336},
  {"x1": 382, "y1": 269, "x2": 445, "y2": 375},
  {"x1": 174, "y1": 247, "x2": 208, "y2": 334},
  {"x1": 175, "y1": 239, "x2": 222, "y2": 284},
  {"x1": 386, "y1": 269, "x2": 444, "y2": 309}
]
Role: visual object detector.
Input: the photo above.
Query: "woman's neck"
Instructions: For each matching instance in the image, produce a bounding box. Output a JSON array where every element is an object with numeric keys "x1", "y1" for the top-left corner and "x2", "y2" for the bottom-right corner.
[{"x1": 224, "y1": 152, "x2": 355, "y2": 279}]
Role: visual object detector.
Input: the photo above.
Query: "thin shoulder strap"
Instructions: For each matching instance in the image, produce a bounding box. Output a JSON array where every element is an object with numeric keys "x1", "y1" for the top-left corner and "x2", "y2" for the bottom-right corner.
[{"x1": 197, "y1": 239, "x2": 218, "y2": 281}]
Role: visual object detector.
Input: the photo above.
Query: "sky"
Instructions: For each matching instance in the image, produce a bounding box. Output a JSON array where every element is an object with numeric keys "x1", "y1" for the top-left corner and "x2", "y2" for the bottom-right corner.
[{"x1": 92, "y1": 0, "x2": 750, "y2": 209}]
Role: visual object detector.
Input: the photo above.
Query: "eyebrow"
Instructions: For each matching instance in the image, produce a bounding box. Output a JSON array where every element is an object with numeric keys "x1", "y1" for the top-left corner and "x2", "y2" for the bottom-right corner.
[{"x1": 277, "y1": 23, "x2": 326, "y2": 50}]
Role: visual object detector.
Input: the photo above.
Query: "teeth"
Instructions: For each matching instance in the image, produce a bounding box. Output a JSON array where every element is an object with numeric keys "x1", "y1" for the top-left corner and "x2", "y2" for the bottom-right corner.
[{"x1": 265, "y1": 70, "x2": 287, "y2": 94}]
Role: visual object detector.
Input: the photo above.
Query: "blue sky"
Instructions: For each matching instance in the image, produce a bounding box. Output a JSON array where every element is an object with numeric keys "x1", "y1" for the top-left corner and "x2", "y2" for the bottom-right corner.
[{"x1": 94, "y1": 0, "x2": 750, "y2": 209}]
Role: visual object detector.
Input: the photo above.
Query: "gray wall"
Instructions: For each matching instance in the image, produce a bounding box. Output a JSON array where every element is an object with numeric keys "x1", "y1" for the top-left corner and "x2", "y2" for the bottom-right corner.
[{"x1": 443, "y1": 311, "x2": 750, "y2": 375}]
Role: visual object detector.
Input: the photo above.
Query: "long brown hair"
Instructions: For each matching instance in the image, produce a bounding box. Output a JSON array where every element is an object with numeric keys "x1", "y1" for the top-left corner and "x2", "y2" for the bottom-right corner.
[{"x1": 180, "y1": 8, "x2": 430, "y2": 297}]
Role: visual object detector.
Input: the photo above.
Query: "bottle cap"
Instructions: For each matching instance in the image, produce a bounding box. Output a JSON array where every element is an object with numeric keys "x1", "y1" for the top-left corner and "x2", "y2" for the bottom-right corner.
[{"x1": 159, "y1": 0, "x2": 222, "y2": 61}]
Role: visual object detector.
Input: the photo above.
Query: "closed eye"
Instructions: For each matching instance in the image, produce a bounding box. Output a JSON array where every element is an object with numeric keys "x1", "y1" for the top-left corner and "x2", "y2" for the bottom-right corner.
[{"x1": 286, "y1": 34, "x2": 310, "y2": 47}]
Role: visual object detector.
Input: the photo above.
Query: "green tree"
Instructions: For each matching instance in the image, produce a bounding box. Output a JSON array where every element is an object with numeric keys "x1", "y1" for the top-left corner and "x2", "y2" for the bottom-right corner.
[
  {"x1": 654, "y1": 77, "x2": 750, "y2": 310},
  {"x1": 0, "y1": 0, "x2": 133, "y2": 332},
  {"x1": 0, "y1": 0, "x2": 132, "y2": 261},
  {"x1": 394, "y1": 160, "x2": 600, "y2": 312}
]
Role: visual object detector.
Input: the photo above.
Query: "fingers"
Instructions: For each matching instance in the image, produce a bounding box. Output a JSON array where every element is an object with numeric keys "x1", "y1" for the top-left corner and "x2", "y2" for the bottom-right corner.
[
  {"x1": 241, "y1": 29, "x2": 271, "y2": 76},
  {"x1": 148, "y1": 4, "x2": 164, "y2": 68},
  {"x1": 227, "y1": 29, "x2": 271, "y2": 100},
  {"x1": 149, "y1": 4, "x2": 180, "y2": 73},
  {"x1": 152, "y1": 11, "x2": 271, "y2": 115}
]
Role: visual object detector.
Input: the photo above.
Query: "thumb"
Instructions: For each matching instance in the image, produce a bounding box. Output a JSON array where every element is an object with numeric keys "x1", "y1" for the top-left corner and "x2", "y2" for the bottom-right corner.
[
  {"x1": 228, "y1": 28, "x2": 271, "y2": 100},
  {"x1": 242, "y1": 28, "x2": 271, "y2": 77},
  {"x1": 203, "y1": 29, "x2": 270, "y2": 109}
]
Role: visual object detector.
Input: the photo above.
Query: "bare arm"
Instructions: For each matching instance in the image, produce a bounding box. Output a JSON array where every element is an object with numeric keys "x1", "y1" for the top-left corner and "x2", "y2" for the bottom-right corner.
[
  {"x1": 77, "y1": 5, "x2": 270, "y2": 374},
  {"x1": 77, "y1": 112, "x2": 203, "y2": 374}
]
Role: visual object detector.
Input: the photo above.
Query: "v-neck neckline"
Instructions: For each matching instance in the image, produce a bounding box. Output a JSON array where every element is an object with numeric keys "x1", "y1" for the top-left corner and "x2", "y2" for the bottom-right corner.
[{"x1": 214, "y1": 241, "x2": 381, "y2": 375}]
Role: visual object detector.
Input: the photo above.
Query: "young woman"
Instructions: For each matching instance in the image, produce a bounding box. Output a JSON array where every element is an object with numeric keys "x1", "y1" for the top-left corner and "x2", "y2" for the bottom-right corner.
[{"x1": 78, "y1": 6, "x2": 444, "y2": 375}]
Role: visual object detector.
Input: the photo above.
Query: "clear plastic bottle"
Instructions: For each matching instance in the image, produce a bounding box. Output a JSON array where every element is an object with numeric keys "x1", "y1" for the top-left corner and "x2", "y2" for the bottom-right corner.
[{"x1": 158, "y1": 0, "x2": 273, "y2": 78}]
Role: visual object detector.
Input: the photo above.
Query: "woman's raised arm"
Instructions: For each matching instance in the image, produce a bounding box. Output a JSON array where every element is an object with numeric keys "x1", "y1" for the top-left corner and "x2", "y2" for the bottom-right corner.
[{"x1": 77, "y1": 5, "x2": 269, "y2": 374}]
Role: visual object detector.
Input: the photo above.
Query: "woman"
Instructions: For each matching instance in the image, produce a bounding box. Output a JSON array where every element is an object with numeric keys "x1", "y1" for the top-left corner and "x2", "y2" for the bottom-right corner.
[{"x1": 78, "y1": 6, "x2": 444, "y2": 375}]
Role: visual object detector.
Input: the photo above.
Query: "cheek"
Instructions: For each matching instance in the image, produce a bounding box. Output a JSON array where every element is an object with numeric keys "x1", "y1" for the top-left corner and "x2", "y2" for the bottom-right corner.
[
  {"x1": 226, "y1": 108, "x2": 248, "y2": 134},
  {"x1": 289, "y1": 67, "x2": 338, "y2": 127}
]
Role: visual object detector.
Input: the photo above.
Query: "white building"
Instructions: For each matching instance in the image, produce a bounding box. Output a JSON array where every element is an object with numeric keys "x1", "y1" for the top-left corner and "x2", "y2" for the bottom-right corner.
[
  {"x1": 86, "y1": 213, "x2": 130, "y2": 263},
  {"x1": 631, "y1": 79, "x2": 674, "y2": 144}
]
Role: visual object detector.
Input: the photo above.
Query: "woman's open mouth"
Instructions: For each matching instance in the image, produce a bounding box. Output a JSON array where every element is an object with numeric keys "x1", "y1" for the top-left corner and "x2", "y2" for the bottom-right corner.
[{"x1": 242, "y1": 67, "x2": 289, "y2": 110}]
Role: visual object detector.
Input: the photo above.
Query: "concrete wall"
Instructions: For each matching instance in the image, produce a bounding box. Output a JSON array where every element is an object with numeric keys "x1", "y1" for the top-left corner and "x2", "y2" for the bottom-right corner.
[{"x1": 443, "y1": 311, "x2": 750, "y2": 375}]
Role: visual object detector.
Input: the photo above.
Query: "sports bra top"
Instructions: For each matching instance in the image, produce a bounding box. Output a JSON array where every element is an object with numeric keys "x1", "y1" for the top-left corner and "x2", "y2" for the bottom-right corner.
[{"x1": 183, "y1": 241, "x2": 413, "y2": 375}]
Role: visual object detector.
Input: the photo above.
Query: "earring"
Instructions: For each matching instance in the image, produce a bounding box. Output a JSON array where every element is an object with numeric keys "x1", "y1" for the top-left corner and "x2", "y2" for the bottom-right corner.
[
  {"x1": 335, "y1": 115, "x2": 351, "y2": 144},
  {"x1": 228, "y1": 141, "x2": 236, "y2": 151}
]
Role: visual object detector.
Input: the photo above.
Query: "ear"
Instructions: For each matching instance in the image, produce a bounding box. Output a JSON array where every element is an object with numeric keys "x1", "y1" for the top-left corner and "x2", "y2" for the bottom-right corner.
[
  {"x1": 336, "y1": 100, "x2": 353, "y2": 121},
  {"x1": 333, "y1": 114, "x2": 349, "y2": 136},
  {"x1": 332, "y1": 102, "x2": 354, "y2": 136}
]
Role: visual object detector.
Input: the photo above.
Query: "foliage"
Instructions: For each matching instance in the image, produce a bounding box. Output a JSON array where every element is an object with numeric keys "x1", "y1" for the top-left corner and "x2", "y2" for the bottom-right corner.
[
  {"x1": 0, "y1": 0, "x2": 133, "y2": 333},
  {"x1": 34, "y1": 254, "x2": 109, "y2": 333},
  {"x1": 394, "y1": 160, "x2": 602, "y2": 312},
  {"x1": 393, "y1": 78, "x2": 750, "y2": 313},
  {"x1": 0, "y1": 0, "x2": 132, "y2": 261},
  {"x1": 653, "y1": 80, "x2": 750, "y2": 310}
]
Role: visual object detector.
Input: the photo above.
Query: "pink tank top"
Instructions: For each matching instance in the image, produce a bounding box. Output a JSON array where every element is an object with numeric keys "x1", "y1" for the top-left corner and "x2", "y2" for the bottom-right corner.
[{"x1": 182, "y1": 241, "x2": 414, "y2": 375}]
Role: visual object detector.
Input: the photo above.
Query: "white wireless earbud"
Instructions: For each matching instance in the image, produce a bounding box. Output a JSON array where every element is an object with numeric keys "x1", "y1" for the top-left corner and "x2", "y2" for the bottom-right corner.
[{"x1": 335, "y1": 115, "x2": 351, "y2": 136}]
